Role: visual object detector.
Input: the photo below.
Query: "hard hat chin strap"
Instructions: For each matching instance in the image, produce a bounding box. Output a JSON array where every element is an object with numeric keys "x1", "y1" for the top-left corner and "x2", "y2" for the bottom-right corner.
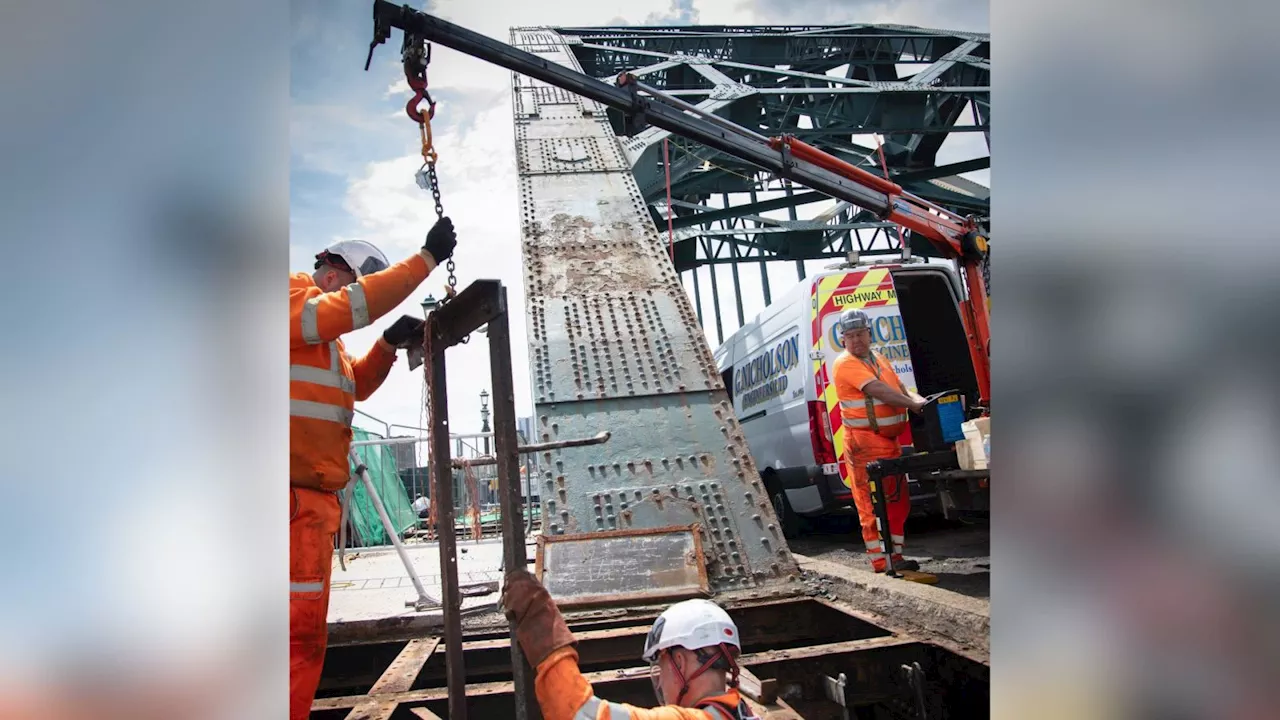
[{"x1": 669, "y1": 644, "x2": 740, "y2": 706}]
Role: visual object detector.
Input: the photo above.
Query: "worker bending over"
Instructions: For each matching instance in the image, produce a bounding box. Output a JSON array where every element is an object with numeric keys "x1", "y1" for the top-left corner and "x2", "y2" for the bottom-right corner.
[
  {"x1": 289, "y1": 218, "x2": 457, "y2": 719},
  {"x1": 503, "y1": 570, "x2": 761, "y2": 719},
  {"x1": 832, "y1": 309, "x2": 932, "y2": 577}
]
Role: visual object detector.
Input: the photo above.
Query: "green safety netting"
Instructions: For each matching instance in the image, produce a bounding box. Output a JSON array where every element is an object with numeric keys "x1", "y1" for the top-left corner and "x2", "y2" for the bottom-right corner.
[{"x1": 347, "y1": 427, "x2": 418, "y2": 546}]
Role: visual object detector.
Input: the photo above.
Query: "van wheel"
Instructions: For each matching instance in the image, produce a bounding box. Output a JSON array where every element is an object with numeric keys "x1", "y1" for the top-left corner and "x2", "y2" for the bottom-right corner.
[{"x1": 770, "y1": 488, "x2": 802, "y2": 539}]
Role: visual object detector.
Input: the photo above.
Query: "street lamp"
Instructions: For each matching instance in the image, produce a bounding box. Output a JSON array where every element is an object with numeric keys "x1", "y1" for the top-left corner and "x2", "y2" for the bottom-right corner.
[
  {"x1": 421, "y1": 294, "x2": 439, "y2": 317},
  {"x1": 479, "y1": 389, "x2": 491, "y2": 454}
]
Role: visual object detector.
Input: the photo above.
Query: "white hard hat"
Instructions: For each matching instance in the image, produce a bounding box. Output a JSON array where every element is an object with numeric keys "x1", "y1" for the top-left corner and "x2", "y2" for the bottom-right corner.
[
  {"x1": 315, "y1": 239, "x2": 390, "y2": 278},
  {"x1": 837, "y1": 309, "x2": 871, "y2": 334},
  {"x1": 642, "y1": 599, "x2": 740, "y2": 663}
]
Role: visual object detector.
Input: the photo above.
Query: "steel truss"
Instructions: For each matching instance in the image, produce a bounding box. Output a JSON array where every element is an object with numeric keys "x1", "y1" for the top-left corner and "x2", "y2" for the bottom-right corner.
[{"x1": 554, "y1": 24, "x2": 988, "y2": 337}]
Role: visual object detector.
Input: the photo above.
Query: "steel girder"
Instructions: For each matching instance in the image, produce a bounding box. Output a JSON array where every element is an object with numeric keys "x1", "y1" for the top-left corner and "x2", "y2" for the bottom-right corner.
[
  {"x1": 553, "y1": 24, "x2": 989, "y2": 276},
  {"x1": 507, "y1": 27, "x2": 801, "y2": 593}
]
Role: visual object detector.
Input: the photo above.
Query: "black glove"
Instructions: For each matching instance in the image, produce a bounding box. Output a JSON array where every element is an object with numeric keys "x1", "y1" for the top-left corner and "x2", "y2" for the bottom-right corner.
[
  {"x1": 423, "y1": 216, "x2": 457, "y2": 264},
  {"x1": 383, "y1": 315, "x2": 426, "y2": 347}
]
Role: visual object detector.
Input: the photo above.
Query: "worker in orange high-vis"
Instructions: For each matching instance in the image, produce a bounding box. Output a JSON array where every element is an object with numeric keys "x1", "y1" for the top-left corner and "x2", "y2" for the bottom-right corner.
[
  {"x1": 502, "y1": 570, "x2": 762, "y2": 720},
  {"x1": 831, "y1": 309, "x2": 933, "y2": 578},
  {"x1": 289, "y1": 217, "x2": 457, "y2": 720}
]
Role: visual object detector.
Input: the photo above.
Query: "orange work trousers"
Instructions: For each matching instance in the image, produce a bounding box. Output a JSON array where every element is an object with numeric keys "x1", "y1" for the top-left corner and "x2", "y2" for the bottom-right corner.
[
  {"x1": 290, "y1": 487, "x2": 341, "y2": 720},
  {"x1": 844, "y1": 431, "x2": 910, "y2": 572}
]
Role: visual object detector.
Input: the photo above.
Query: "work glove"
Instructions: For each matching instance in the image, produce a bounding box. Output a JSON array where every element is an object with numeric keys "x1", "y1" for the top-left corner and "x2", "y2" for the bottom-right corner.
[
  {"x1": 423, "y1": 216, "x2": 457, "y2": 264},
  {"x1": 501, "y1": 569, "x2": 576, "y2": 668},
  {"x1": 383, "y1": 315, "x2": 426, "y2": 348}
]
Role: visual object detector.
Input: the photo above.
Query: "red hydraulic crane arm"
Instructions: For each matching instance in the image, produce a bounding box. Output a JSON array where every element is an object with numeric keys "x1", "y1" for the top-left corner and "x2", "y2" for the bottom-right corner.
[
  {"x1": 772, "y1": 137, "x2": 972, "y2": 255},
  {"x1": 772, "y1": 136, "x2": 991, "y2": 406}
]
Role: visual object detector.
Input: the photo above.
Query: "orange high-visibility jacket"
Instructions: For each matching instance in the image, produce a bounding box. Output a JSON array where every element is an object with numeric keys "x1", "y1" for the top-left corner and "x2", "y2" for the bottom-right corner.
[
  {"x1": 289, "y1": 253, "x2": 431, "y2": 491},
  {"x1": 833, "y1": 350, "x2": 910, "y2": 439},
  {"x1": 534, "y1": 647, "x2": 753, "y2": 720}
]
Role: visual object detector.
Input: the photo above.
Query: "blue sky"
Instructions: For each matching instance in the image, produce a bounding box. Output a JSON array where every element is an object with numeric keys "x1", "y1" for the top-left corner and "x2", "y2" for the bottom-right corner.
[{"x1": 289, "y1": 0, "x2": 990, "y2": 441}]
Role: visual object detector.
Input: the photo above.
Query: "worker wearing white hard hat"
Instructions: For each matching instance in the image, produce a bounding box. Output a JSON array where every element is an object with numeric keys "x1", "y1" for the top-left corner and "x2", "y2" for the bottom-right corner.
[
  {"x1": 289, "y1": 217, "x2": 458, "y2": 720},
  {"x1": 502, "y1": 571, "x2": 761, "y2": 719},
  {"x1": 832, "y1": 308, "x2": 933, "y2": 581}
]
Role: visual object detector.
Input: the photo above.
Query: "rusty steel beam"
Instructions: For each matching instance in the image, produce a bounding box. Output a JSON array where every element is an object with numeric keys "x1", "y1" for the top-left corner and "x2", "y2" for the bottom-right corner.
[
  {"x1": 425, "y1": 323, "x2": 466, "y2": 720},
  {"x1": 485, "y1": 290, "x2": 541, "y2": 720},
  {"x1": 343, "y1": 699, "x2": 399, "y2": 720},
  {"x1": 423, "y1": 279, "x2": 518, "y2": 720},
  {"x1": 335, "y1": 621, "x2": 906, "y2": 698},
  {"x1": 315, "y1": 636, "x2": 920, "y2": 713},
  {"x1": 368, "y1": 637, "x2": 439, "y2": 696},
  {"x1": 739, "y1": 635, "x2": 916, "y2": 666},
  {"x1": 323, "y1": 595, "x2": 893, "y2": 676},
  {"x1": 451, "y1": 430, "x2": 611, "y2": 468}
]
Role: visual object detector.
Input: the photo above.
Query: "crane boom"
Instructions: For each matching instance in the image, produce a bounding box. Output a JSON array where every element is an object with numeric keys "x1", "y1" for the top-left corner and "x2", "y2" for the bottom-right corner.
[{"x1": 366, "y1": 1, "x2": 990, "y2": 404}]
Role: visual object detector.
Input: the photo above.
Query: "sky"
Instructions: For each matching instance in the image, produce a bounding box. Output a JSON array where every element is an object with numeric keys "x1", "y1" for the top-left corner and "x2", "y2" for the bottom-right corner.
[{"x1": 290, "y1": 0, "x2": 990, "y2": 447}]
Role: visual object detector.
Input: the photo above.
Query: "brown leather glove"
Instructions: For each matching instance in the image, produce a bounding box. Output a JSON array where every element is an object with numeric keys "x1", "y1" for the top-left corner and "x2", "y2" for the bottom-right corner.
[{"x1": 501, "y1": 569, "x2": 575, "y2": 667}]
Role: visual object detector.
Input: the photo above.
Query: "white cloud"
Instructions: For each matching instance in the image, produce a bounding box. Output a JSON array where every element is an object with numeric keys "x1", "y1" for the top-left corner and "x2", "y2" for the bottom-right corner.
[{"x1": 385, "y1": 78, "x2": 410, "y2": 98}]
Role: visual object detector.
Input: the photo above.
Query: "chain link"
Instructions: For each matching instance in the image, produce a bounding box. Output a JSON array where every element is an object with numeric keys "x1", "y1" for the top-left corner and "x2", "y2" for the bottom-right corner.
[
  {"x1": 425, "y1": 160, "x2": 457, "y2": 293},
  {"x1": 424, "y1": 156, "x2": 466, "y2": 341}
]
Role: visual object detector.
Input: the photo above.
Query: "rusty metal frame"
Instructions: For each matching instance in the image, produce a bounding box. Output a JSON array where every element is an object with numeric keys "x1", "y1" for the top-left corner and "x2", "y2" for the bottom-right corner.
[
  {"x1": 422, "y1": 279, "x2": 538, "y2": 720},
  {"x1": 533, "y1": 523, "x2": 712, "y2": 609}
]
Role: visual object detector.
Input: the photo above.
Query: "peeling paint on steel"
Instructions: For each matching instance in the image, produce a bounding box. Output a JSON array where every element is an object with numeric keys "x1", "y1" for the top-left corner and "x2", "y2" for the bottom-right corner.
[{"x1": 511, "y1": 28, "x2": 799, "y2": 592}]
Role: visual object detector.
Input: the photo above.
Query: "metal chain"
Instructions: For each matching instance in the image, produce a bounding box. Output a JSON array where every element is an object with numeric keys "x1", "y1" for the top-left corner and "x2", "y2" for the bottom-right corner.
[
  {"x1": 423, "y1": 151, "x2": 467, "y2": 342},
  {"x1": 425, "y1": 160, "x2": 458, "y2": 296}
]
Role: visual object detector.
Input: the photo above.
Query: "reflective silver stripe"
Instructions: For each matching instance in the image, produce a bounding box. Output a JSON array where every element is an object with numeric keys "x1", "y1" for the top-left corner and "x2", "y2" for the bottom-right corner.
[
  {"x1": 331, "y1": 343, "x2": 356, "y2": 393},
  {"x1": 574, "y1": 696, "x2": 601, "y2": 720},
  {"x1": 290, "y1": 581, "x2": 324, "y2": 593},
  {"x1": 289, "y1": 365, "x2": 355, "y2": 394},
  {"x1": 702, "y1": 705, "x2": 735, "y2": 720},
  {"x1": 573, "y1": 697, "x2": 628, "y2": 720},
  {"x1": 842, "y1": 414, "x2": 906, "y2": 429},
  {"x1": 347, "y1": 282, "x2": 370, "y2": 330},
  {"x1": 290, "y1": 399, "x2": 354, "y2": 426},
  {"x1": 290, "y1": 344, "x2": 356, "y2": 393},
  {"x1": 865, "y1": 539, "x2": 882, "y2": 550},
  {"x1": 867, "y1": 552, "x2": 885, "y2": 560},
  {"x1": 891, "y1": 535, "x2": 905, "y2": 546},
  {"x1": 301, "y1": 297, "x2": 322, "y2": 344}
]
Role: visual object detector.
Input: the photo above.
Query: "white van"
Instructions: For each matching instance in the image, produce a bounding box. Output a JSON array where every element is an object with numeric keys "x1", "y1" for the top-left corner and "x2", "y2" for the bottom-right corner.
[{"x1": 713, "y1": 259, "x2": 981, "y2": 537}]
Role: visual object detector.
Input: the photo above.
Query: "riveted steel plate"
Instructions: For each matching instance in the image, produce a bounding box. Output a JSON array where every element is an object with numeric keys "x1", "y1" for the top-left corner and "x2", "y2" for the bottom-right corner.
[
  {"x1": 517, "y1": 137, "x2": 622, "y2": 176},
  {"x1": 534, "y1": 85, "x2": 580, "y2": 107},
  {"x1": 510, "y1": 28, "x2": 799, "y2": 593},
  {"x1": 530, "y1": 393, "x2": 795, "y2": 587},
  {"x1": 513, "y1": 86, "x2": 536, "y2": 118},
  {"x1": 535, "y1": 525, "x2": 711, "y2": 608},
  {"x1": 529, "y1": 293, "x2": 723, "y2": 402}
]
